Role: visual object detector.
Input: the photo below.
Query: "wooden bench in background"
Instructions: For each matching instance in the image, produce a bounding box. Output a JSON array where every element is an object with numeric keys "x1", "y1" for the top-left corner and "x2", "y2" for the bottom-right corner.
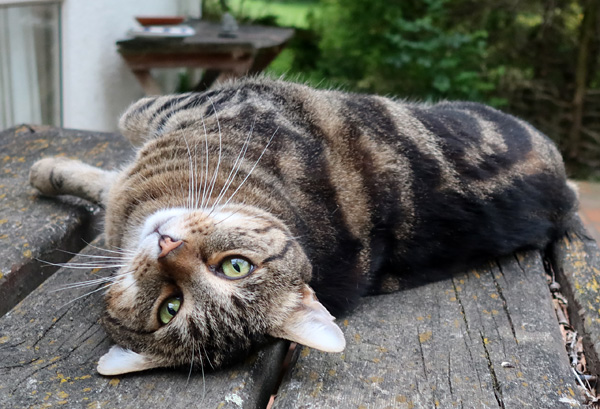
[{"x1": 1, "y1": 125, "x2": 599, "y2": 408}]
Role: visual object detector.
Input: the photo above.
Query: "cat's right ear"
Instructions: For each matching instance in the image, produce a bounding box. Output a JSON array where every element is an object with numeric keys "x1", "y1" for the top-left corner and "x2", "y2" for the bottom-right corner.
[
  {"x1": 270, "y1": 284, "x2": 346, "y2": 353},
  {"x1": 97, "y1": 345, "x2": 162, "y2": 375}
]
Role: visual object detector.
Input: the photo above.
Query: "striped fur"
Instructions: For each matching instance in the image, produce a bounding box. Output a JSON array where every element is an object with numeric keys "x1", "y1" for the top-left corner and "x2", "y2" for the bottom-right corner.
[{"x1": 30, "y1": 78, "x2": 577, "y2": 373}]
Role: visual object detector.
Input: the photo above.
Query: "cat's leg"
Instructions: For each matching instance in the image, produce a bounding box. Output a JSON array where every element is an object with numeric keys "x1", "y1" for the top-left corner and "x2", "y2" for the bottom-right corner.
[{"x1": 29, "y1": 157, "x2": 118, "y2": 206}]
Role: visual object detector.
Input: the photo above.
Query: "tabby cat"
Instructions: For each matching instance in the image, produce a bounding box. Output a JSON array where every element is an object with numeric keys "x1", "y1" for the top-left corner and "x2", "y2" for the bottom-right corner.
[{"x1": 29, "y1": 78, "x2": 577, "y2": 375}]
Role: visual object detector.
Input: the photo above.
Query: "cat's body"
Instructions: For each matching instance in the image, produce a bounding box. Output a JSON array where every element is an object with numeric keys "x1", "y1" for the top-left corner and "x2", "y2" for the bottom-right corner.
[{"x1": 29, "y1": 78, "x2": 577, "y2": 375}]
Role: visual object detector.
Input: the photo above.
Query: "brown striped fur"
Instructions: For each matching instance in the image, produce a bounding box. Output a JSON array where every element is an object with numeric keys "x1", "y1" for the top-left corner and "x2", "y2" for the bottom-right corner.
[{"x1": 29, "y1": 77, "x2": 577, "y2": 374}]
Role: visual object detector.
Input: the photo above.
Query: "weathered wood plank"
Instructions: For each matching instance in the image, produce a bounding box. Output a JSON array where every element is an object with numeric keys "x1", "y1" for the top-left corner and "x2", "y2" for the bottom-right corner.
[
  {"x1": 0, "y1": 125, "x2": 133, "y2": 316},
  {"x1": 552, "y1": 218, "x2": 600, "y2": 373},
  {"x1": 0, "y1": 237, "x2": 287, "y2": 408},
  {"x1": 273, "y1": 252, "x2": 580, "y2": 409}
]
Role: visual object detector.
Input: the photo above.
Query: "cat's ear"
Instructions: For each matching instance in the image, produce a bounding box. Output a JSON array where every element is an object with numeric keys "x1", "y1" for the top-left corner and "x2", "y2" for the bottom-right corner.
[
  {"x1": 97, "y1": 345, "x2": 161, "y2": 375},
  {"x1": 271, "y1": 284, "x2": 346, "y2": 353}
]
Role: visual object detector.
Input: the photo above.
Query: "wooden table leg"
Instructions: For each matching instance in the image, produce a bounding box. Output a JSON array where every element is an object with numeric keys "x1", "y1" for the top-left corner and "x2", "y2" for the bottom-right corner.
[
  {"x1": 193, "y1": 69, "x2": 222, "y2": 92},
  {"x1": 210, "y1": 57, "x2": 256, "y2": 89},
  {"x1": 132, "y1": 69, "x2": 162, "y2": 95},
  {"x1": 248, "y1": 46, "x2": 285, "y2": 74}
]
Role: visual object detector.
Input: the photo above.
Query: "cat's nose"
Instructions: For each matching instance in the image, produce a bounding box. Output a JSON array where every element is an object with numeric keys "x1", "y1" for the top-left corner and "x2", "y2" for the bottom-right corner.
[{"x1": 158, "y1": 235, "x2": 183, "y2": 258}]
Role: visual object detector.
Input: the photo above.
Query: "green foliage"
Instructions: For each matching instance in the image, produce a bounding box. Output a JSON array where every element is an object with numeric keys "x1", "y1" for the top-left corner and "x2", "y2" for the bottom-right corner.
[
  {"x1": 312, "y1": 0, "x2": 497, "y2": 101},
  {"x1": 385, "y1": 9, "x2": 493, "y2": 100},
  {"x1": 229, "y1": 0, "x2": 317, "y2": 28}
]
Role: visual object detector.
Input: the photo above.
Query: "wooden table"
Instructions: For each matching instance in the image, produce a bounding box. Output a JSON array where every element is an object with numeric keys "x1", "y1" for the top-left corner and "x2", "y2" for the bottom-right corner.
[
  {"x1": 116, "y1": 21, "x2": 294, "y2": 95},
  {"x1": 2, "y1": 125, "x2": 598, "y2": 408}
]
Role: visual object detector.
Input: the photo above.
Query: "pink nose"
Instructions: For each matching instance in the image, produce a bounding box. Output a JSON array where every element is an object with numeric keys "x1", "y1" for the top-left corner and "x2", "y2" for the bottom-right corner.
[{"x1": 158, "y1": 235, "x2": 183, "y2": 258}]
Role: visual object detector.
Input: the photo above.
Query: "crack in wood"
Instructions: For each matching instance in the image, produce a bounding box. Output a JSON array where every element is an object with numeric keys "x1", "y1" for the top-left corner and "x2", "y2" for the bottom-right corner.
[
  {"x1": 480, "y1": 331, "x2": 505, "y2": 409},
  {"x1": 0, "y1": 339, "x2": 27, "y2": 351},
  {"x1": 452, "y1": 278, "x2": 470, "y2": 335},
  {"x1": 0, "y1": 360, "x2": 40, "y2": 370},
  {"x1": 70, "y1": 325, "x2": 104, "y2": 355},
  {"x1": 10, "y1": 355, "x2": 67, "y2": 395},
  {"x1": 513, "y1": 253, "x2": 525, "y2": 273},
  {"x1": 492, "y1": 262, "x2": 518, "y2": 343},
  {"x1": 87, "y1": 334, "x2": 110, "y2": 356},
  {"x1": 31, "y1": 309, "x2": 71, "y2": 349},
  {"x1": 416, "y1": 326, "x2": 429, "y2": 382},
  {"x1": 490, "y1": 315, "x2": 508, "y2": 358},
  {"x1": 447, "y1": 352, "x2": 454, "y2": 397},
  {"x1": 460, "y1": 333, "x2": 485, "y2": 393},
  {"x1": 453, "y1": 279, "x2": 488, "y2": 394}
]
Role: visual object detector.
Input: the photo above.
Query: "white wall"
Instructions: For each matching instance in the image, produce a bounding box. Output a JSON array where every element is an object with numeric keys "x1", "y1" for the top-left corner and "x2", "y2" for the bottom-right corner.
[{"x1": 61, "y1": 0, "x2": 182, "y2": 132}]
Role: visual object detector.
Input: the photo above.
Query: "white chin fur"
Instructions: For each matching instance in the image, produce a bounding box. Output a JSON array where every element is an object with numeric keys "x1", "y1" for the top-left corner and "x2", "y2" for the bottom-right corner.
[{"x1": 97, "y1": 345, "x2": 161, "y2": 375}]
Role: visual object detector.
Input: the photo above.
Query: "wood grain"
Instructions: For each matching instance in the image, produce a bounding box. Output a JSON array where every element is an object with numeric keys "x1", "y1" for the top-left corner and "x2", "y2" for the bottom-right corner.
[
  {"x1": 0, "y1": 125, "x2": 133, "y2": 316},
  {"x1": 273, "y1": 251, "x2": 581, "y2": 408}
]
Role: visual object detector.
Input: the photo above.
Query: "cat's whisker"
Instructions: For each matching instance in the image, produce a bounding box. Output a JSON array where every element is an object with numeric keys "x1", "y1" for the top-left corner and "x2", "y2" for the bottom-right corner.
[
  {"x1": 56, "y1": 250, "x2": 126, "y2": 261},
  {"x1": 197, "y1": 344, "x2": 207, "y2": 402},
  {"x1": 213, "y1": 204, "x2": 274, "y2": 226},
  {"x1": 210, "y1": 119, "x2": 255, "y2": 213},
  {"x1": 41, "y1": 259, "x2": 125, "y2": 266},
  {"x1": 200, "y1": 114, "x2": 210, "y2": 210},
  {"x1": 54, "y1": 279, "x2": 119, "y2": 292},
  {"x1": 211, "y1": 199, "x2": 253, "y2": 226},
  {"x1": 81, "y1": 240, "x2": 135, "y2": 256},
  {"x1": 202, "y1": 343, "x2": 215, "y2": 370},
  {"x1": 212, "y1": 208, "x2": 245, "y2": 226},
  {"x1": 63, "y1": 256, "x2": 125, "y2": 262},
  {"x1": 189, "y1": 134, "x2": 197, "y2": 210},
  {"x1": 57, "y1": 269, "x2": 137, "y2": 308},
  {"x1": 181, "y1": 132, "x2": 195, "y2": 210},
  {"x1": 193, "y1": 134, "x2": 202, "y2": 210},
  {"x1": 204, "y1": 96, "x2": 223, "y2": 209},
  {"x1": 186, "y1": 341, "x2": 194, "y2": 386},
  {"x1": 36, "y1": 259, "x2": 126, "y2": 269},
  {"x1": 217, "y1": 127, "x2": 279, "y2": 212},
  {"x1": 51, "y1": 272, "x2": 133, "y2": 292},
  {"x1": 58, "y1": 281, "x2": 119, "y2": 309},
  {"x1": 195, "y1": 126, "x2": 203, "y2": 209}
]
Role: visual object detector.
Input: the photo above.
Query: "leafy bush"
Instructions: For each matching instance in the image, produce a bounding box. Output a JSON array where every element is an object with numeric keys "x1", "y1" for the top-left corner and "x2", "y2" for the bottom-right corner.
[{"x1": 313, "y1": 0, "x2": 498, "y2": 102}]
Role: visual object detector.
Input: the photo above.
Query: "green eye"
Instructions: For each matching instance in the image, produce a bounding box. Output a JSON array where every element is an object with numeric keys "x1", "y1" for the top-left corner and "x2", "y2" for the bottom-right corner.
[
  {"x1": 158, "y1": 296, "x2": 182, "y2": 325},
  {"x1": 220, "y1": 257, "x2": 253, "y2": 279}
]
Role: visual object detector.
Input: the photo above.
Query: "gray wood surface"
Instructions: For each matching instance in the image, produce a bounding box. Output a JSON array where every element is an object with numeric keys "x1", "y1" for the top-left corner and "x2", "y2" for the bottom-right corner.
[
  {"x1": 273, "y1": 251, "x2": 581, "y2": 409},
  {"x1": 0, "y1": 125, "x2": 133, "y2": 316},
  {"x1": 0, "y1": 237, "x2": 287, "y2": 409},
  {"x1": 552, "y1": 218, "x2": 600, "y2": 373}
]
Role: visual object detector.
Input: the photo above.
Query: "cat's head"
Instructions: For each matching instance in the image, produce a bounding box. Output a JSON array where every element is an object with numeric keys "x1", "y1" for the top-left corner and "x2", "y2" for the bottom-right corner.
[{"x1": 97, "y1": 204, "x2": 345, "y2": 375}]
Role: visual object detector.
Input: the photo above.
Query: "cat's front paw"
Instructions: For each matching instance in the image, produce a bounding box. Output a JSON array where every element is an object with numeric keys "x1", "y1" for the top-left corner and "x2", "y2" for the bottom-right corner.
[{"x1": 29, "y1": 157, "x2": 73, "y2": 196}]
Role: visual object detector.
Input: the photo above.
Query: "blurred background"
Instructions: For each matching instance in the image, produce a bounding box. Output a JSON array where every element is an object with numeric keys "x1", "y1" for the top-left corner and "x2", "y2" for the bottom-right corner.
[{"x1": 1, "y1": 0, "x2": 599, "y2": 178}]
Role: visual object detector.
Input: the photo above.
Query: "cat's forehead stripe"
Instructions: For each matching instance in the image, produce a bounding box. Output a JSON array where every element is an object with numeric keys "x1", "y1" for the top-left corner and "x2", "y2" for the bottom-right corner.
[{"x1": 262, "y1": 240, "x2": 294, "y2": 264}]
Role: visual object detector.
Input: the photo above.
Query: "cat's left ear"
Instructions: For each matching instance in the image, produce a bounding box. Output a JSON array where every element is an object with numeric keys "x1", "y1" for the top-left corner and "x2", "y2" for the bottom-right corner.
[
  {"x1": 97, "y1": 345, "x2": 162, "y2": 375},
  {"x1": 270, "y1": 284, "x2": 346, "y2": 353}
]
